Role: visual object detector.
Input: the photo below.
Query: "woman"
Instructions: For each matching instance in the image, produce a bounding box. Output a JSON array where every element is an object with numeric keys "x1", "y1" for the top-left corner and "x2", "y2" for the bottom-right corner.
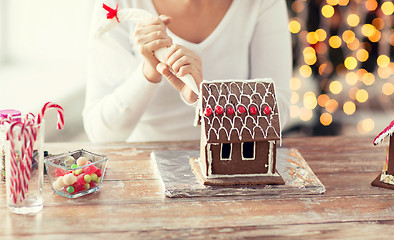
[{"x1": 83, "y1": 0, "x2": 292, "y2": 142}]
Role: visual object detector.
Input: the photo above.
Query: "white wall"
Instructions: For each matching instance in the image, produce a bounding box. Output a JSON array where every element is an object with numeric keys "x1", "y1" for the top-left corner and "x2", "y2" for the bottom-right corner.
[{"x1": 0, "y1": 0, "x2": 96, "y2": 142}]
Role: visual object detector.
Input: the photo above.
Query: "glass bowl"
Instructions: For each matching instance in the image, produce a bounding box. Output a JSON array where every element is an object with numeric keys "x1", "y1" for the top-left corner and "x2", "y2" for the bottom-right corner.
[{"x1": 45, "y1": 149, "x2": 108, "y2": 198}]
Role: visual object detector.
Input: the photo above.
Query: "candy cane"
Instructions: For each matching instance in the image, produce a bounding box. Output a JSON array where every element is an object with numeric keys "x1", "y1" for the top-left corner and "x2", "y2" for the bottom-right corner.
[
  {"x1": 22, "y1": 119, "x2": 41, "y2": 201},
  {"x1": 24, "y1": 113, "x2": 36, "y2": 125},
  {"x1": 6, "y1": 121, "x2": 37, "y2": 203},
  {"x1": 9, "y1": 147, "x2": 19, "y2": 204},
  {"x1": 14, "y1": 140, "x2": 29, "y2": 202},
  {"x1": 36, "y1": 102, "x2": 65, "y2": 129},
  {"x1": 9, "y1": 123, "x2": 22, "y2": 197},
  {"x1": 95, "y1": 4, "x2": 199, "y2": 94},
  {"x1": 6, "y1": 122, "x2": 23, "y2": 204},
  {"x1": 17, "y1": 154, "x2": 25, "y2": 201},
  {"x1": 19, "y1": 146, "x2": 32, "y2": 201},
  {"x1": 19, "y1": 124, "x2": 36, "y2": 201},
  {"x1": 5, "y1": 102, "x2": 65, "y2": 204}
]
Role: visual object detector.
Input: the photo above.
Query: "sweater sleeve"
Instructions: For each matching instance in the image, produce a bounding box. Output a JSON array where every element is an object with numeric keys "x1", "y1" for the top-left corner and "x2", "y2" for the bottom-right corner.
[
  {"x1": 83, "y1": 1, "x2": 160, "y2": 142},
  {"x1": 250, "y1": 0, "x2": 292, "y2": 129}
]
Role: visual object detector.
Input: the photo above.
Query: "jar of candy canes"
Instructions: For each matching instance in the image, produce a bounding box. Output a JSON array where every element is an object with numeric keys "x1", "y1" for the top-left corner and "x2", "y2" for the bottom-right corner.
[
  {"x1": 0, "y1": 110, "x2": 21, "y2": 181},
  {"x1": 5, "y1": 120, "x2": 45, "y2": 214}
]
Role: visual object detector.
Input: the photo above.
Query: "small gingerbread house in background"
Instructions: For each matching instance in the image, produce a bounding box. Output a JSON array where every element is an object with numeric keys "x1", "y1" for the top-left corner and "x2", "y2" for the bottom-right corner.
[
  {"x1": 192, "y1": 79, "x2": 284, "y2": 186},
  {"x1": 372, "y1": 120, "x2": 394, "y2": 189}
]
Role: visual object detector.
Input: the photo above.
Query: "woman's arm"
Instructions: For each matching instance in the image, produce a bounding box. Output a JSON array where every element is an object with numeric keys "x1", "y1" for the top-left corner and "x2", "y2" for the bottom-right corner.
[
  {"x1": 250, "y1": 0, "x2": 292, "y2": 128},
  {"x1": 83, "y1": 3, "x2": 170, "y2": 142}
]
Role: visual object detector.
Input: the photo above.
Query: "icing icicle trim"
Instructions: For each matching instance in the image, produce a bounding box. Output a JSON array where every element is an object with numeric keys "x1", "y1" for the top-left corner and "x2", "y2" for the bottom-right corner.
[{"x1": 199, "y1": 79, "x2": 281, "y2": 142}]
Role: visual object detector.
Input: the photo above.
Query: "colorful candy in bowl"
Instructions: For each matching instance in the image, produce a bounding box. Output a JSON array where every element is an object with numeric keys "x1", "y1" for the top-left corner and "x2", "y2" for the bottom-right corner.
[{"x1": 45, "y1": 149, "x2": 108, "y2": 198}]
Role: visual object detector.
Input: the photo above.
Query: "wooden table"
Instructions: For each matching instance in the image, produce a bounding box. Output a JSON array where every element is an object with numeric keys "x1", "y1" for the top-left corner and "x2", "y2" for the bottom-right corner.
[{"x1": 1, "y1": 136, "x2": 394, "y2": 239}]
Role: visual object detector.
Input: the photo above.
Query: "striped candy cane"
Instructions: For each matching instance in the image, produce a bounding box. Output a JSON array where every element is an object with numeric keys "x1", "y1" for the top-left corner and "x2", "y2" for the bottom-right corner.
[
  {"x1": 6, "y1": 121, "x2": 37, "y2": 203},
  {"x1": 20, "y1": 124, "x2": 37, "y2": 200},
  {"x1": 19, "y1": 146, "x2": 31, "y2": 201},
  {"x1": 6, "y1": 122, "x2": 24, "y2": 204},
  {"x1": 36, "y1": 102, "x2": 64, "y2": 129},
  {"x1": 25, "y1": 113, "x2": 35, "y2": 123},
  {"x1": 5, "y1": 102, "x2": 65, "y2": 204}
]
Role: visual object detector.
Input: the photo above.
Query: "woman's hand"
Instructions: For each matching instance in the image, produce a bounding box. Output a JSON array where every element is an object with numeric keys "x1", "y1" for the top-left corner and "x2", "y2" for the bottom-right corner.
[
  {"x1": 134, "y1": 15, "x2": 172, "y2": 83},
  {"x1": 156, "y1": 44, "x2": 203, "y2": 103}
]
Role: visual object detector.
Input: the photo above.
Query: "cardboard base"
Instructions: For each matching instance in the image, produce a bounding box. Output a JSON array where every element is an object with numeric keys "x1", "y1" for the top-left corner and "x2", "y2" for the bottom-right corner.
[
  {"x1": 190, "y1": 157, "x2": 285, "y2": 186},
  {"x1": 151, "y1": 148, "x2": 326, "y2": 198},
  {"x1": 371, "y1": 174, "x2": 394, "y2": 190}
]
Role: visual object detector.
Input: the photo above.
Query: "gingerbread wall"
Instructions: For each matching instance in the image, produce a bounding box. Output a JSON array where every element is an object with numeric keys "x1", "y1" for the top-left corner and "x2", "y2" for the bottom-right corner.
[
  {"x1": 388, "y1": 135, "x2": 394, "y2": 175},
  {"x1": 208, "y1": 141, "x2": 271, "y2": 175}
]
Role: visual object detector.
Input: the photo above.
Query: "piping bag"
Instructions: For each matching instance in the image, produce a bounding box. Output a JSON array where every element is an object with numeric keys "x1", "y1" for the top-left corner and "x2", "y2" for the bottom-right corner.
[{"x1": 95, "y1": 3, "x2": 199, "y2": 94}]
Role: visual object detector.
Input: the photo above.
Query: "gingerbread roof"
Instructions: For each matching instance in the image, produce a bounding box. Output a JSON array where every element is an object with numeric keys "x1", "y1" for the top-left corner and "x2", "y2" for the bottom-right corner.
[
  {"x1": 196, "y1": 79, "x2": 281, "y2": 143},
  {"x1": 373, "y1": 120, "x2": 394, "y2": 146}
]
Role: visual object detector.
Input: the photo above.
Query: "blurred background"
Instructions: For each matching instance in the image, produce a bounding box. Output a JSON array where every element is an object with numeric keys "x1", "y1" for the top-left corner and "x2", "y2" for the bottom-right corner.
[
  {"x1": 0, "y1": 0, "x2": 393, "y2": 142},
  {"x1": 0, "y1": 0, "x2": 93, "y2": 141},
  {"x1": 285, "y1": 0, "x2": 393, "y2": 137}
]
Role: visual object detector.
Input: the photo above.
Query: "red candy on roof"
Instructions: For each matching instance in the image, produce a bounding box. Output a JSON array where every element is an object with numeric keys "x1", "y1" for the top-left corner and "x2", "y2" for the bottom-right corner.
[
  {"x1": 205, "y1": 107, "x2": 212, "y2": 117},
  {"x1": 264, "y1": 106, "x2": 271, "y2": 115},
  {"x1": 250, "y1": 106, "x2": 257, "y2": 115},
  {"x1": 227, "y1": 107, "x2": 234, "y2": 115},
  {"x1": 215, "y1": 106, "x2": 224, "y2": 115}
]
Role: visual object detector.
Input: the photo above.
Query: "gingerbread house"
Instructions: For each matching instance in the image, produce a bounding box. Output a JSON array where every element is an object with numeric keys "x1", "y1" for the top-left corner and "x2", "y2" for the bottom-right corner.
[
  {"x1": 192, "y1": 79, "x2": 284, "y2": 186},
  {"x1": 371, "y1": 120, "x2": 394, "y2": 189}
]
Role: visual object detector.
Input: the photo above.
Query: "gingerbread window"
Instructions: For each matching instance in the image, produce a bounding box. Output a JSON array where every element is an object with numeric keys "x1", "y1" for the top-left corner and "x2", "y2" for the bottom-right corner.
[
  {"x1": 221, "y1": 143, "x2": 232, "y2": 160},
  {"x1": 242, "y1": 142, "x2": 255, "y2": 160}
]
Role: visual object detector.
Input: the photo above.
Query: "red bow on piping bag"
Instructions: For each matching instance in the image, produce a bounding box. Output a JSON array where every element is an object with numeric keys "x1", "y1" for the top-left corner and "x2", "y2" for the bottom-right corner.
[{"x1": 103, "y1": 3, "x2": 119, "y2": 22}]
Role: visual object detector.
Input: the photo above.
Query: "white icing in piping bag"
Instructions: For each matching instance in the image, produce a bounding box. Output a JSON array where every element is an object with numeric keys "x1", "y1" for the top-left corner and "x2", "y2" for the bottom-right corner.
[{"x1": 95, "y1": 4, "x2": 199, "y2": 94}]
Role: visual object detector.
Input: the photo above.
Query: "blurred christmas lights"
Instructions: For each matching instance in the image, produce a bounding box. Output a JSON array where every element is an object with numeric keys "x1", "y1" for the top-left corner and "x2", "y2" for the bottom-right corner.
[{"x1": 288, "y1": 0, "x2": 393, "y2": 135}]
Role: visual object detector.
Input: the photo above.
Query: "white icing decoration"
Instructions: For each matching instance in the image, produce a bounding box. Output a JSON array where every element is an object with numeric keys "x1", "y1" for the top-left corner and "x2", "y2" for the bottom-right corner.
[
  {"x1": 374, "y1": 131, "x2": 394, "y2": 146},
  {"x1": 198, "y1": 79, "x2": 281, "y2": 142},
  {"x1": 206, "y1": 143, "x2": 217, "y2": 176},
  {"x1": 267, "y1": 141, "x2": 275, "y2": 174},
  {"x1": 207, "y1": 172, "x2": 279, "y2": 179},
  {"x1": 380, "y1": 172, "x2": 394, "y2": 185},
  {"x1": 373, "y1": 121, "x2": 394, "y2": 146}
]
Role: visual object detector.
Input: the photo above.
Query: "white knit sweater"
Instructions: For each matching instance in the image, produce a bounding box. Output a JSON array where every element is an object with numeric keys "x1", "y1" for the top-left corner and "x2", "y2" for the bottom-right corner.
[{"x1": 83, "y1": 0, "x2": 292, "y2": 142}]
